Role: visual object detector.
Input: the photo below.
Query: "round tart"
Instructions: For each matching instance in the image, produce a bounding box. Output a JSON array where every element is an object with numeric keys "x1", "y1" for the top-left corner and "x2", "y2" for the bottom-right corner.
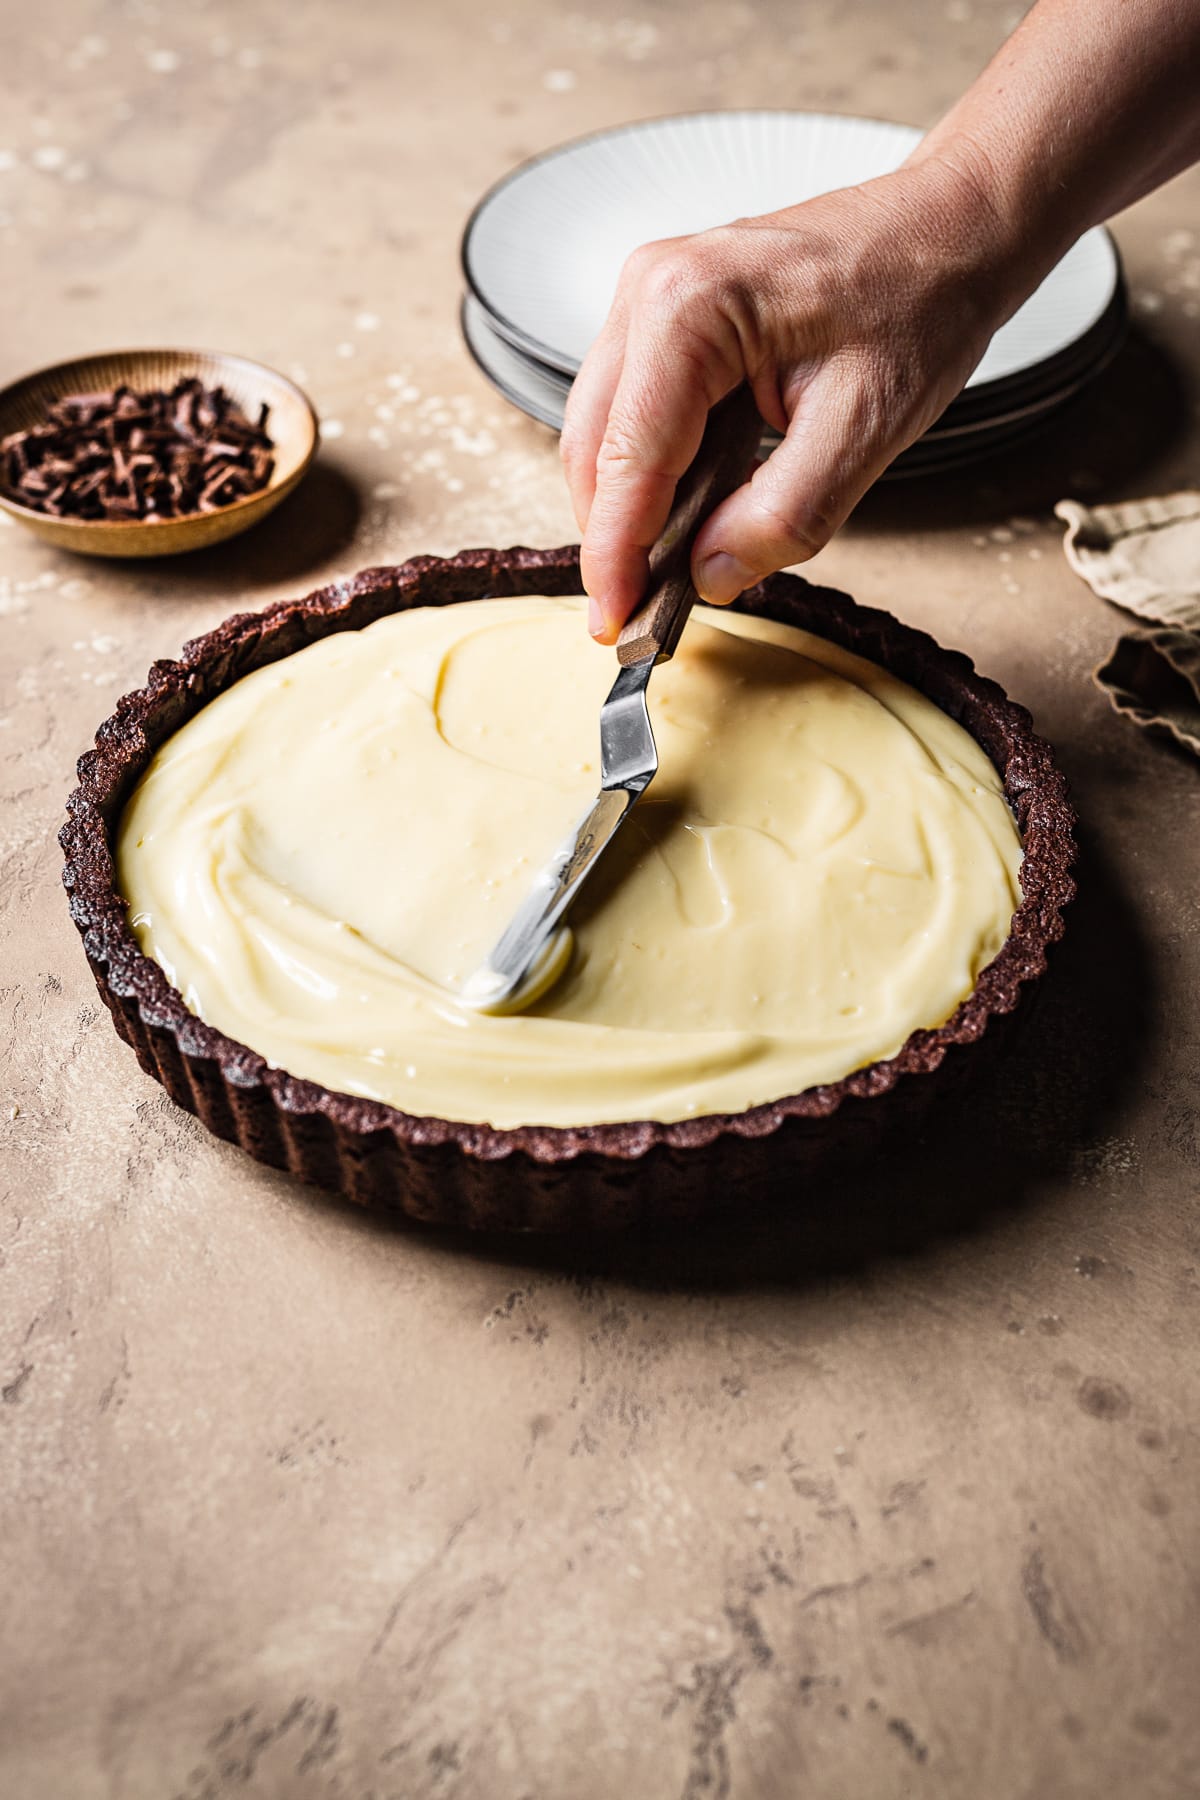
[{"x1": 61, "y1": 548, "x2": 1076, "y2": 1230}]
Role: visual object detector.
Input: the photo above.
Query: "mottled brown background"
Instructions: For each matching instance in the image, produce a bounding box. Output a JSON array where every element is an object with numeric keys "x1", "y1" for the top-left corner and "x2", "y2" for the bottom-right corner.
[{"x1": 2, "y1": 2, "x2": 1198, "y2": 1797}]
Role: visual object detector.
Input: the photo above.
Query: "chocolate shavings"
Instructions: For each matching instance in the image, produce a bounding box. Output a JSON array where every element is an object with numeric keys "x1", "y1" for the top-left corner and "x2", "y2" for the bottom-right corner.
[{"x1": 1, "y1": 378, "x2": 276, "y2": 521}]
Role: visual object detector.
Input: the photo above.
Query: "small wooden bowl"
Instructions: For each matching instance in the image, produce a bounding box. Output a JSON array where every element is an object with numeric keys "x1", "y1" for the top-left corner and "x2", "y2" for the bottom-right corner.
[{"x1": 0, "y1": 347, "x2": 319, "y2": 558}]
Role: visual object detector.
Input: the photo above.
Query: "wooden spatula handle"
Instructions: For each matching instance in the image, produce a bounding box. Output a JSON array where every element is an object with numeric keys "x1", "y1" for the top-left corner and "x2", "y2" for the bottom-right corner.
[{"x1": 615, "y1": 383, "x2": 763, "y2": 667}]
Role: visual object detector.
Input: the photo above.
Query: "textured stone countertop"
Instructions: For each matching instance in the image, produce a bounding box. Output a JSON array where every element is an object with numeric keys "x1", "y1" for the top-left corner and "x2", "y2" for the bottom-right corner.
[{"x1": 2, "y1": 3, "x2": 1198, "y2": 1796}]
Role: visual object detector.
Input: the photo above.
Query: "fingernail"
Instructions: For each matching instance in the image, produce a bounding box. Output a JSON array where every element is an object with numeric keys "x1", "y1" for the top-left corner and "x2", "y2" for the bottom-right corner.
[
  {"x1": 587, "y1": 597, "x2": 606, "y2": 639},
  {"x1": 695, "y1": 551, "x2": 756, "y2": 606}
]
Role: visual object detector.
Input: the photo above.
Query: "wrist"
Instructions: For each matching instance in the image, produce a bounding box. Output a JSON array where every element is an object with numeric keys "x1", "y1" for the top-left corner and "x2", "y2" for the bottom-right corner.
[{"x1": 903, "y1": 127, "x2": 1080, "y2": 326}]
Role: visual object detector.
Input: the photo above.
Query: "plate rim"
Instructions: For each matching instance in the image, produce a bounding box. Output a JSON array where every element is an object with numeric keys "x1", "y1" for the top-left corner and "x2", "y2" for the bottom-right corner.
[
  {"x1": 460, "y1": 296, "x2": 565, "y2": 433},
  {"x1": 465, "y1": 275, "x2": 1128, "y2": 428},
  {"x1": 461, "y1": 292, "x2": 1123, "y2": 481},
  {"x1": 461, "y1": 289, "x2": 1125, "y2": 453}
]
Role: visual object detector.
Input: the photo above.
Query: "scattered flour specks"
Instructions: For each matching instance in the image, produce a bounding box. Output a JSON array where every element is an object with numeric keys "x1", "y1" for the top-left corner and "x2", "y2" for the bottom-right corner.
[
  {"x1": 565, "y1": 16, "x2": 660, "y2": 59},
  {"x1": 31, "y1": 145, "x2": 68, "y2": 172},
  {"x1": 145, "y1": 48, "x2": 181, "y2": 74},
  {"x1": 321, "y1": 419, "x2": 344, "y2": 439},
  {"x1": 447, "y1": 426, "x2": 497, "y2": 457},
  {"x1": 355, "y1": 312, "x2": 381, "y2": 332},
  {"x1": 66, "y1": 33, "x2": 109, "y2": 71},
  {"x1": 0, "y1": 571, "x2": 57, "y2": 617},
  {"x1": 1071, "y1": 1135, "x2": 1141, "y2": 1187},
  {"x1": 543, "y1": 68, "x2": 577, "y2": 92},
  {"x1": 1161, "y1": 228, "x2": 1200, "y2": 301}
]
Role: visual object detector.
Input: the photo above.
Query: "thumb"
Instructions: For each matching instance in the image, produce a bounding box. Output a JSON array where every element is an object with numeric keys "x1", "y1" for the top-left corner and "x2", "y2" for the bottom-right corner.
[{"x1": 691, "y1": 366, "x2": 895, "y2": 603}]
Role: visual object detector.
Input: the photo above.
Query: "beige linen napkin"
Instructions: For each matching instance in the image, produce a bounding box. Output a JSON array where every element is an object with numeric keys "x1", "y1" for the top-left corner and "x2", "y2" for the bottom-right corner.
[{"x1": 1056, "y1": 492, "x2": 1200, "y2": 756}]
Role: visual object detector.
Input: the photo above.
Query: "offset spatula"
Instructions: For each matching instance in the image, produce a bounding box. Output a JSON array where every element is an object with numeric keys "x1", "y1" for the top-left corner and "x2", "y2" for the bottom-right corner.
[{"x1": 464, "y1": 383, "x2": 763, "y2": 1012}]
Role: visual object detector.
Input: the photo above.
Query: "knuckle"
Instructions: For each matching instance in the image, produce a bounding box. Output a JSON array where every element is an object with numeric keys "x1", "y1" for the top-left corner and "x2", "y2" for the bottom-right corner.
[
  {"x1": 647, "y1": 248, "x2": 738, "y2": 318},
  {"x1": 622, "y1": 234, "x2": 756, "y2": 361},
  {"x1": 751, "y1": 490, "x2": 837, "y2": 562},
  {"x1": 620, "y1": 238, "x2": 668, "y2": 287},
  {"x1": 595, "y1": 427, "x2": 647, "y2": 479},
  {"x1": 699, "y1": 222, "x2": 753, "y2": 268},
  {"x1": 639, "y1": 250, "x2": 696, "y2": 316}
]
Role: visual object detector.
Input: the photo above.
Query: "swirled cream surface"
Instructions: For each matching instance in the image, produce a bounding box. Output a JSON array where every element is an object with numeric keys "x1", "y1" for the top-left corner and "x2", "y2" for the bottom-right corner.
[{"x1": 117, "y1": 597, "x2": 1023, "y2": 1128}]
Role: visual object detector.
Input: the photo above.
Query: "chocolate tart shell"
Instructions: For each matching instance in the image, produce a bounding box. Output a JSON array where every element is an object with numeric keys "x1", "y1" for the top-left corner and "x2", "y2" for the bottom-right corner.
[{"x1": 61, "y1": 547, "x2": 1076, "y2": 1230}]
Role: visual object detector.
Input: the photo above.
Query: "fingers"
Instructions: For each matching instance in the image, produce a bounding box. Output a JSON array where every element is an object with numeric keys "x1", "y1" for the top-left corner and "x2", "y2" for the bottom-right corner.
[
  {"x1": 560, "y1": 310, "x2": 627, "y2": 536},
  {"x1": 691, "y1": 359, "x2": 896, "y2": 604},
  {"x1": 561, "y1": 238, "x2": 749, "y2": 642},
  {"x1": 579, "y1": 353, "x2": 713, "y2": 642},
  {"x1": 580, "y1": 314, "x2": 742, "y2": 642},
  {"x1": 563, "y1": 221, "x2": 917, "y2": 634}
]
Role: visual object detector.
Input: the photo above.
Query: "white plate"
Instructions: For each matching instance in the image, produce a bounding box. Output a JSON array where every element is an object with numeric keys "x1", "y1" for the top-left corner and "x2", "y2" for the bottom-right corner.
[
  {"x1": 463, "y1": 285, "x2": 1126, "y2": 436},
  {"x1": 462, "y1": 294, "x2": 1105, "y2": 477},
  {"x1": 462, "y1": 295, "x2": 571, "y2": 432},
  {"x1": 463, "y1": 111, "x2": 1120, "y2": 390}
]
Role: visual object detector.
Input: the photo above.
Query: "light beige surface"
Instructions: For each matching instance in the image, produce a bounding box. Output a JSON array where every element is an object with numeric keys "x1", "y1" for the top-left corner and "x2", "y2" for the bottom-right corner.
[
  {"x1": 1, "y1": 3, "x2": 1198, "y2": 1797},
  {"x1": 117, "y1": 596, "x2": 1022, "y2": 1126}
]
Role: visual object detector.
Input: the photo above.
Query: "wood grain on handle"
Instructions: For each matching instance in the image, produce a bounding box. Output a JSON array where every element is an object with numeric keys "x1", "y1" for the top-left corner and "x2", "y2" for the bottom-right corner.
[{"x1": 616, "y1": 384, "x2": 763, "y2": 667}]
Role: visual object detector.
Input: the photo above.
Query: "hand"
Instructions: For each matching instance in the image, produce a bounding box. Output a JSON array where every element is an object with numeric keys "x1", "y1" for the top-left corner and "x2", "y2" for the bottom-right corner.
[{"x1": 561, "y1": 156, "x2": 1026, "y2": 642}]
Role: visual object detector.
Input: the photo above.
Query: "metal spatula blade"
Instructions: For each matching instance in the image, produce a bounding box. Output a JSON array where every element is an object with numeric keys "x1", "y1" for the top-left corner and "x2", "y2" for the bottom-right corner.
[{"x1": 463, "y1": 384, "x2": 763, "y2": 1013}]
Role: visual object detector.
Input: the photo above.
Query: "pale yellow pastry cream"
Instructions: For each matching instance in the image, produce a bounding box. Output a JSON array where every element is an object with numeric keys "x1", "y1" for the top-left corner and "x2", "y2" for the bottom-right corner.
[{"x1": 118, "y1": 597, "x2": 1023, "y2": 1129}]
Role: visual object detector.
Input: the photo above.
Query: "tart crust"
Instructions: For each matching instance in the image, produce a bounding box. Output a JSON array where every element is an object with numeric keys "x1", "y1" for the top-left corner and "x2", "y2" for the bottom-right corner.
[{"x1": 61, "y1": 547, "x2": 1076, "y2": 1230}]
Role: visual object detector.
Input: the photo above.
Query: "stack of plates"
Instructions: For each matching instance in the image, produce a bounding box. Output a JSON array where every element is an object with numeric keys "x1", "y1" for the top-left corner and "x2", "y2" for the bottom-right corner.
[{"x1": 460, "y1": 112, "x2": 1126, "y2": 478}]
